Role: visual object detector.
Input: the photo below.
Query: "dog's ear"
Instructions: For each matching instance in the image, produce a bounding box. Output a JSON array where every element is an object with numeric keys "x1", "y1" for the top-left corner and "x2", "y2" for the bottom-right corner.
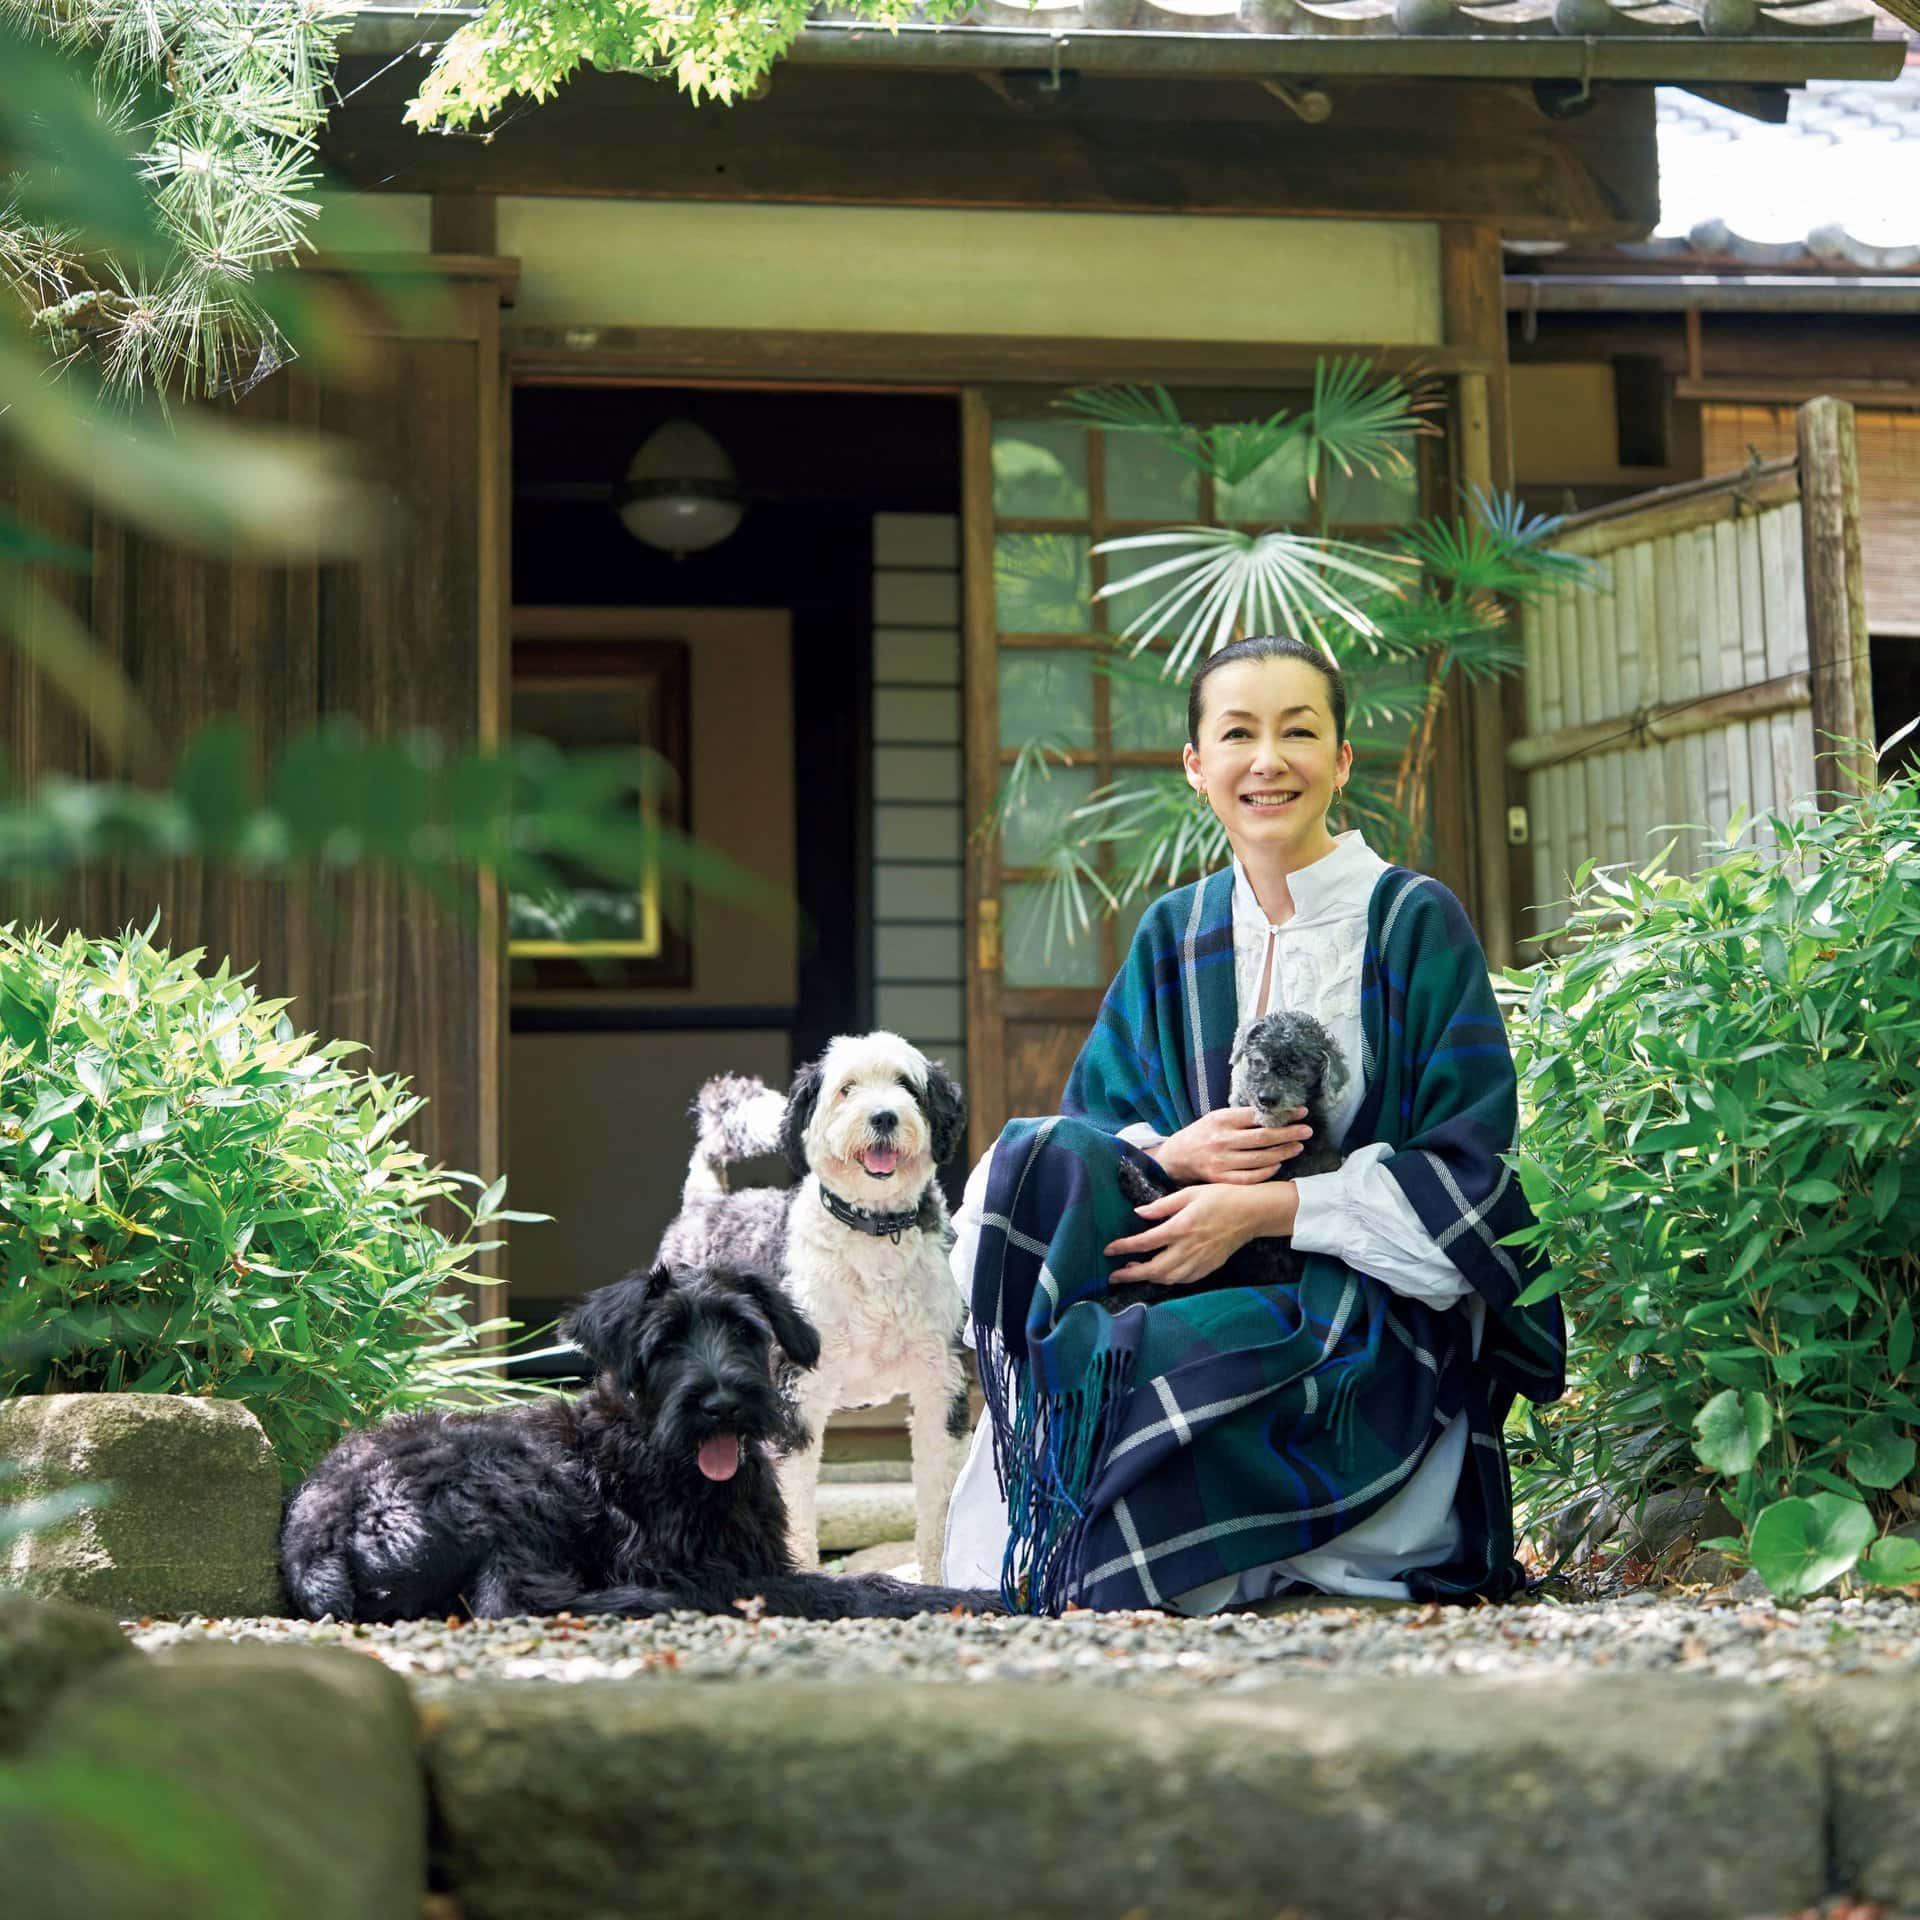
[
  {"x1": 721, "y1": 1267, "x2": 822, "y2": 1373},
  {"x1": 919, "y1": 1055, "x2": 968, "y2": 1163},
  {"x1": 780, "y1": 1057, "x2": 825, "y2": 1179},
  {"x1": 564, "y1": 1265, "x2": 670, "y2": 1381},
  {"x1": 1317, "y1": 1034, "x2": 1352, "y2": 1105}
]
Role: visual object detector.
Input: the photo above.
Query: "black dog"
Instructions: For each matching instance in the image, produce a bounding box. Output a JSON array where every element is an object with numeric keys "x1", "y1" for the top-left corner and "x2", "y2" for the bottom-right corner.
[
  {"x1": 1109, "y1": 1009, "x2": 1350, "y2": 1309},
  {"x1": 279, "y1": 1263, "x2": 1001, "y2": 1622}
]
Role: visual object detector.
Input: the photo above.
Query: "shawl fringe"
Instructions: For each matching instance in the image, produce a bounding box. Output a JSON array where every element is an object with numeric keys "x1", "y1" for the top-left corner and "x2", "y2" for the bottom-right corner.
[{"x1": 979, "y1": 1322, "x2": 1135, "y2": 1615}]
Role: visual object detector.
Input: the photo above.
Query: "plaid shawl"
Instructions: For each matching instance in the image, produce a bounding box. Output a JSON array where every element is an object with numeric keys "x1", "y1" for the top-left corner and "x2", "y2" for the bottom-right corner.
[{"x1": 968, "y1": 864, "x2": 1565, "y2": 1614}]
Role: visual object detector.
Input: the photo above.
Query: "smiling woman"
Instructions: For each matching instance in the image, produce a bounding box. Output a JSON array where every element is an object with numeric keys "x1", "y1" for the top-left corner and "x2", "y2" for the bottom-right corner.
[{"x1": 941, "y1": 633, "x2": 1567, "y2": 1616}]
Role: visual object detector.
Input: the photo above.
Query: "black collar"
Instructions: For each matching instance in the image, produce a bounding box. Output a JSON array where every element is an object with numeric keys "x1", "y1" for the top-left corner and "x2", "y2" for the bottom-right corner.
[{"x1": 815, "y1": 1180, "x2": 941, "y2": 1244}]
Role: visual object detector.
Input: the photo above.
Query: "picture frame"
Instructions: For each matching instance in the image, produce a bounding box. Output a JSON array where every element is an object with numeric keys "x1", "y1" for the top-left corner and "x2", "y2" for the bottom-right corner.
[{"x1": 507, "y1": 637, "x2": 692, "y2": 991}]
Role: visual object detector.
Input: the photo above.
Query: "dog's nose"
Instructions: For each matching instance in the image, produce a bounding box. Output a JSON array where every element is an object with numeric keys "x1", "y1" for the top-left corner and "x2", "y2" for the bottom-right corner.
[
  {"x1": 870, "y1": 1109, "x2": 898, "y2": 1133},
  {"x1": 701, "y1": 1388, "x2": 739, "y2": 1419}
]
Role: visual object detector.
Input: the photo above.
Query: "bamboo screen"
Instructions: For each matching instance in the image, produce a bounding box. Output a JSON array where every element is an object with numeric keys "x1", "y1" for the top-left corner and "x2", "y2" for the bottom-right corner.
[
  {"x1": 1517, "y1": 477, "x2": 1816, "y2": 947},
  {"x1": 1704, "y1": 406, "x2": 1920, "y2": 639}
]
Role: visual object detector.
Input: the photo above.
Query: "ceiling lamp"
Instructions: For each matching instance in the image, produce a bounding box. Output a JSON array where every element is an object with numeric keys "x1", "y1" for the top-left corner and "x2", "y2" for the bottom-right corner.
[{"x1": 616, "y1": 420, "x2": 745, "y2": 558}]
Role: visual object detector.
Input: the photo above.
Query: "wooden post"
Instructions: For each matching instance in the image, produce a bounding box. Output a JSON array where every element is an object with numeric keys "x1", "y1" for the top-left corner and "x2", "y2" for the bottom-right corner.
[
  {"x1": 1440, "y1": 225, "x2": 1517, "y2": 971},
  {"x1": 430, "y1": 192, "x2": 497, "y2": 258},
  {"x1": 1796, "y1": 396, "x2": 1876, "y2": 806},
  {"x1": 959, "y1": 389, "x2": 1006, "y2": 1162}
]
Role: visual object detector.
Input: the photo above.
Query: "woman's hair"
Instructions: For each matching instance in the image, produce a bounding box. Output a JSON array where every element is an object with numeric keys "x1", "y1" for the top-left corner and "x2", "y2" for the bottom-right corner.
[{"x1": 1187, "y1": 635, "x2": 1347, "y2": 748}]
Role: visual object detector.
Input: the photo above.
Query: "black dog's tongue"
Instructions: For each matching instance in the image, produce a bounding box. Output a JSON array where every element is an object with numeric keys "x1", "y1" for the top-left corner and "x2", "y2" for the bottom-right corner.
[{"x1": 697, "y1": 1433, "x2": 741, "y2": 1481}]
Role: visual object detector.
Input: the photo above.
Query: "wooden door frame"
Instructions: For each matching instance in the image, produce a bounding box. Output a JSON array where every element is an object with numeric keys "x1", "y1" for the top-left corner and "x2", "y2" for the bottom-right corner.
[{"x1": 499, "y1": 278, "x2": 1520, "y2": 1156}]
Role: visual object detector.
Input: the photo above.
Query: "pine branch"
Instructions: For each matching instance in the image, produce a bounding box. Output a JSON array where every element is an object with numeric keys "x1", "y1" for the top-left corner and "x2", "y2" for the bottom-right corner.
[{"x1": 0, "y1": 2, "x2": 355, "y2": 401}]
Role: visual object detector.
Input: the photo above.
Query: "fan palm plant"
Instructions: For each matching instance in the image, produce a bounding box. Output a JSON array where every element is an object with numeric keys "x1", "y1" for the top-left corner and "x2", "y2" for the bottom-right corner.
[{"x1": 983, "y1": 364, "x2": 1598, "y2": 954}]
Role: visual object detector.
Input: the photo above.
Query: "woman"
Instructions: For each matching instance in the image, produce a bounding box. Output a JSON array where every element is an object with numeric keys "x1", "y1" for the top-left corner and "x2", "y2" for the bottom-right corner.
[{"x1": 942, "y1": 635, "x2": 1566, "y2": 1614}]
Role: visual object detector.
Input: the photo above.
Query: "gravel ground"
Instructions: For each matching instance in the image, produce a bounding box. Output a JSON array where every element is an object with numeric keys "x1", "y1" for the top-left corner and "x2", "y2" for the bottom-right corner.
[{"x1": 126, "y1": 1586, "x2": 1920, "y2": 1699}]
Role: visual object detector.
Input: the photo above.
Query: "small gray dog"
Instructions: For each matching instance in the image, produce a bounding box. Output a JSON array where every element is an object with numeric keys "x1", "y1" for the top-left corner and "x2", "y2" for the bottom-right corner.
[{"x1": 1110, "y1": 1008, "x2": 1350, "y2": 1305}]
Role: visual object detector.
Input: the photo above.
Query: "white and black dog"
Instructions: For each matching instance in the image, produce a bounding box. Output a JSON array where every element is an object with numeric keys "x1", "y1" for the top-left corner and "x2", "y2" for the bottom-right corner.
[{"x1": 655, "y1": 1034, "x2": 972, "y2": 1580}]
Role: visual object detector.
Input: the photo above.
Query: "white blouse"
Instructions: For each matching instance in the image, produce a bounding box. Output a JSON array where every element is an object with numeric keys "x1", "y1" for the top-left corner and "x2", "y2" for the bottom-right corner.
[{"x1": 942, "y1": 830, "x2": 1487, "y2": 1609}]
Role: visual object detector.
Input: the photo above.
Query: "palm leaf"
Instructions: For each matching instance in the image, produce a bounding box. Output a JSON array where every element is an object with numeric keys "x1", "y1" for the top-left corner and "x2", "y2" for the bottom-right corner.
[
  {"x1": 1372, "y1": 587, "x2": 1525, "y2": 681},
  {"x1": 1019, "y1": 841, "x2": 1115, "y2": 964},
  {"x1": 1057, "y1": 383, "x2": 1306, "y2": 489},
  {"x1": 1069, "y1": 772, "x2": 1228, "y2": 902},
  {"x1": 972, "y1": 731, "x2": 1078, "y2": 846},
  {"x1": 1398, "y1": 486, "x2": 1603, "y2": 604},
  {"x1": 1303, "y1": 355, "x2": 1438, "y2": 484},
  {"x1": 1345, "y1": 665, "x2": 1438, "y2": 736},
  {"x1": 1096, "y1": 527, "x2": 1413, "y2": 677}
]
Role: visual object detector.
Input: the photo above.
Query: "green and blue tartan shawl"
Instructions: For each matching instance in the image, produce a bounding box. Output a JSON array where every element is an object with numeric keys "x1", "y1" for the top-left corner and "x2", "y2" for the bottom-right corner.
[{"x1": 968, "y1": 864, "x2": 1566, "y2": 1614}]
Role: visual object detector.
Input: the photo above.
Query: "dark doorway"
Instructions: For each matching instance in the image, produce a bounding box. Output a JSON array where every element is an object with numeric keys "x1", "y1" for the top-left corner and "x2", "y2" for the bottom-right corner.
[{"x1": 506, "y1": 382, "x2": 962, "y2": 1331}]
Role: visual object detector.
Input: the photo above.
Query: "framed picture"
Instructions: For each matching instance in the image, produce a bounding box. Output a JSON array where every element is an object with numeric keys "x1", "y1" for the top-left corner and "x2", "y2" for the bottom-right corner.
[{"x1": 508, "y1": 637, "x2": 692, "y2": 991}]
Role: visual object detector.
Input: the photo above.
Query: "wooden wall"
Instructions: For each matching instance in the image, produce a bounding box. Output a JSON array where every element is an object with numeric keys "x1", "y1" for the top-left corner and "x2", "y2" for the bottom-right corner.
[{"x1": 0, "y1": 262, "x2": 512, "y2": 1224}]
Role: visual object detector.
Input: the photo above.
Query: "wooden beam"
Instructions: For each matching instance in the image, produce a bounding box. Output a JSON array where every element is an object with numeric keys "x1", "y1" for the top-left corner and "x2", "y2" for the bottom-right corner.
[
  {"x1": 322, "y1": 61, "x2": 1657, "y2": 243},
  {"x1": 1508, "y1": 672, "x2": 1812, "y2": 772},
  {"x1": 1673, "y1": 83, "x2": 1791, "y2": 125},
  {"x1": 1550, "y1": 460, "x2": 1800, "y2": 555},
  {"x1": 1796, "y1": 397, "x2": 1877, "y2": 805},
  {"x1": 345, "y1": 11, "x2": 1906, "y2": 86},
  {"x1": 1678, "y1": 375, "x2": 1920, "y2": 408},
  {"x1": 509, "y1": 329, "x2": 1490, "y2": 390}
]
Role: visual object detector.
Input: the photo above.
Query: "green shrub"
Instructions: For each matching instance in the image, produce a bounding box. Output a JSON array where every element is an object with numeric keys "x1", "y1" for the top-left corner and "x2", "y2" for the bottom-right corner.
[
  {"x1": 0, "y1": 920, "x2": 542, "y2": 1478},
  {"x1": 1503, "y1": 773, "x2": 1920, "y2": 1599}
]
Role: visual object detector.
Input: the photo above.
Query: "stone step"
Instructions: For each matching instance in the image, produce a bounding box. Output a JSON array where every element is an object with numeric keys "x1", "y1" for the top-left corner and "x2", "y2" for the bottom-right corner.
[
  {"x1": 823, "y1": 1540, "x2": 917, "y2": 1576},
  {"x1": 815, "y1": 1480, "x2": 917, "y2": 1552},
  {"x1": 817, "y1": 1459, "x2": 910, "y2": 1484},
  {"x1": 419, "y1": 1672, "x2": 1911, "y2": 1920}
]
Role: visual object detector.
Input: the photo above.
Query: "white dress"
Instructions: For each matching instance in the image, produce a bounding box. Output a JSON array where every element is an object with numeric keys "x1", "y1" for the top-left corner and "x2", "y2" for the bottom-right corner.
[{"x1": 942, "y1": 830, "x2": 1487, "y2": 1610}]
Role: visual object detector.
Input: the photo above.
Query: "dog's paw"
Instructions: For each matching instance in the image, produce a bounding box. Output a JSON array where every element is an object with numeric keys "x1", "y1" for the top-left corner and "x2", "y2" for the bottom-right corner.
[{"x1": 1116, "y1": 1158, "x2": 1171, "y2": 1210}]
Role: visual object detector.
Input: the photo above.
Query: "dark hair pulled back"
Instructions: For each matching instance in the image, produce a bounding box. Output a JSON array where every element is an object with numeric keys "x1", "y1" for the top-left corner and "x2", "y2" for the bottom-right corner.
[{"x1": 1186, "y1": 635, "x2": 1347, "y2": 748}]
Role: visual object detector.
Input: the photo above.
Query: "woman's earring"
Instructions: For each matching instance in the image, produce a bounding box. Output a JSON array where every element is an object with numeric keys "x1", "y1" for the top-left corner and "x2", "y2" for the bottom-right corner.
[{"x1": 1329, "y1": 784, "x2": 1345, "y2": 822}]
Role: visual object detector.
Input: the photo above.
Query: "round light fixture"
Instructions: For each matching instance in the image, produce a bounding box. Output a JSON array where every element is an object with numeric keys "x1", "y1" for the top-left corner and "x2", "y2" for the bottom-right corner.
[{"x1": 616, "y1": 419, "x2": 745, "y2": 558}]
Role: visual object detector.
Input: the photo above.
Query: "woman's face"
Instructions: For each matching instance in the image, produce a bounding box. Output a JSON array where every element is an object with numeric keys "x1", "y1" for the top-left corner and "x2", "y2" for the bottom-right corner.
[{"x1": 1183, "y1": 656, "x2": 1352, "y2": 861}]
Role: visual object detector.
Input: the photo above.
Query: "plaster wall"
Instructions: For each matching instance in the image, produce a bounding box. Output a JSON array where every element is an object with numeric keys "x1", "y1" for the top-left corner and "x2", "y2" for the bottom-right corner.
[
  {"x1": 309, "y1": 191, "x2": 432, "y2": 250},
  {"x1": 509, "y1": 1028, "x2": 791, "y2": 1308},
  {"x1": 495, "y1": 198, "x2": 1445, "y2": 346}
]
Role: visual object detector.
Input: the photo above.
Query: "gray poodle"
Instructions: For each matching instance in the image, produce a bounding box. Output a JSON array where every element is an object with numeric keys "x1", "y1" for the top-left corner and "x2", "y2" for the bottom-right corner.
[{"x1": 1109, "y1": 1008, "x2": 1350, "y2": 1306}]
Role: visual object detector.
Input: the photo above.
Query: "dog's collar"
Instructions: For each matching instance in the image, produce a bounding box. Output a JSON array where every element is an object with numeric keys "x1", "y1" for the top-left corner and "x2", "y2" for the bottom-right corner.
[{"x1": 814, "y1": 1180, "x2": 940, "y2": 1244}]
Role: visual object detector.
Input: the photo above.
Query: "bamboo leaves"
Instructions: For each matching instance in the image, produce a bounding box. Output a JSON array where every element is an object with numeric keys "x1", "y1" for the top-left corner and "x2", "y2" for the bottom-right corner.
[
  {"x1": 1505, "y1": 777, "x2": 1920, "y2": 1598},
  {"x1": 0, "y1": 920, "x2": 559, "y2": 1476}
]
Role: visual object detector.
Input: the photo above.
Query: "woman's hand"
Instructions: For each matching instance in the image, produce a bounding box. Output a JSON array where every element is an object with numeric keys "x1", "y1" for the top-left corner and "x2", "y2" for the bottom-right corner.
[
  {"x1": 1149, "y1": 1106, "x2": 1312, "y2": 1185},
  {"x1": 1104, "y1": 1181, "x2": 1300, "y2": 1287}
]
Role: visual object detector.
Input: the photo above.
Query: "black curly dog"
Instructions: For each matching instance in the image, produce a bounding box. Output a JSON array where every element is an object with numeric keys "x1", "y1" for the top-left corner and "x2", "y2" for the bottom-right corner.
[
  {"x1": 279, "y1": 1262, "x2": 1002, "y2": 1622},
  {"x1": 1110, "y1": 1008, "x2": 1350, "y2": 1309}
]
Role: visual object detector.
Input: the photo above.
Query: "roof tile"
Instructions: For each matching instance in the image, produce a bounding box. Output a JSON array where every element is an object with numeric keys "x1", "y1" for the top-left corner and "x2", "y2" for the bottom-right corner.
[{"x1": 1516, "y1": 43, "x2": 1920, "y2": 265}]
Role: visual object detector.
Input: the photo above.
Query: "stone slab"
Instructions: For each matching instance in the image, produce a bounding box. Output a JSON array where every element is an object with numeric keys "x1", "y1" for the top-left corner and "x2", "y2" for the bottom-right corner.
[
  {"x1": 1799, "y1": 1673, "x2": 1920, "y2": 1911},
  {"x1": 825, "y1": 1540, "x2": 918, "y2": 1576},
  {"x1": 0, "y1": 1592, "x2": 130, "y2": 1750},
  {"x1": 0, "y1": 1393, "x2": 285, "y2": 1618},
  {"x1": 816, "y1": 1479, "x2": 917, "y2": 1551},
  {"x1": 4, "y1": 1643, "x2": 424, "y2": 1920},
  {"x1": 424, "y1": 1673, "x2": 1822, "y2": 1920}
]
